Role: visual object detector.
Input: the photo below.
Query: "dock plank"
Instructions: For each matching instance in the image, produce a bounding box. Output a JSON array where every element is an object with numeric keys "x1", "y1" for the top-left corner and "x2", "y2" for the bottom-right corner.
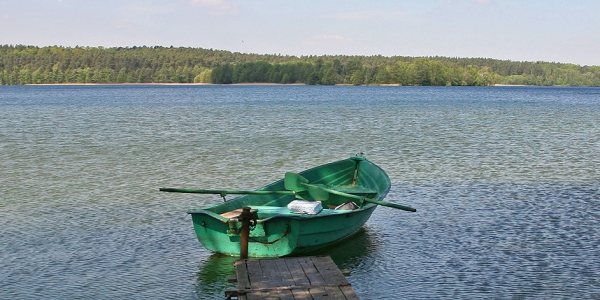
[
  {"x1": 234, "y1": 260, "x2": 252, "y2": 290},
  {"x1": 324, "y1": 286, "x2": 351, "y2": 300},
  {"x1": 246, "y1": 259, "x2": 269, "y2": 289},
  {"x1": 275, "y1": 258, "x2": 296, "y2": 287},
  {"x1": 307, "y1": 286, "x2": 328, "y2": 299},
  {"x1": 290, "y1": 288, "x2": 312, "y2": 300},
  {"x1": 276, "y1": 289, "x2": 295, "y2": 300},
  {"x1": 259, "y1": 259, "x2": 282, "y2": 288},
  {"x1": 245, "y1": 292, "x2": 262, "y2": 300},
  {"x1": 311, "y1": 256, "x2": 350, "y2": 286},
  {"x1": 228, "y1": 255, "x2": 359, "y2": 299},
  {"x1": 298, "y1": 257, "x2": 327, "y2": 286},
  {"x1": 339, "y1": 285, "x2": 360, "y2": 299},
  {"x1": 283, "y1": 258, "x2": 310, "y2": 286}
]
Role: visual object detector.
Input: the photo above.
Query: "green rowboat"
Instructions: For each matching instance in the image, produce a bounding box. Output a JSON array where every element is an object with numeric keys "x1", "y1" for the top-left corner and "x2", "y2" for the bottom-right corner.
[{"x1": 160, "y1": 155, "x2": 415, "y2": 257}]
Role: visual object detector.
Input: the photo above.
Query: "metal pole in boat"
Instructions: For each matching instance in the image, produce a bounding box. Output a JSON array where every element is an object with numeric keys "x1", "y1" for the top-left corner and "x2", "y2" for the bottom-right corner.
[{"x1": 239, "y1": 207, "x2": 256, "y2": 259}]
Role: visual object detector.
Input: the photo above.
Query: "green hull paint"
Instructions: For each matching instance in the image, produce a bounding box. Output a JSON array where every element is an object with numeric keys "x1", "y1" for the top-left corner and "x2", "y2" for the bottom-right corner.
[{"x1": 186, "y1": 155, "x2": 391, "y2": 257}]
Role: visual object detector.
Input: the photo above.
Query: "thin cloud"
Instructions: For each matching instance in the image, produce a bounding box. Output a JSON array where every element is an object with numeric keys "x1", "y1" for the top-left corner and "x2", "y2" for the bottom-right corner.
[
  {"x1": 444, "y1": 0, "x2": 494, "y2": 4},
  {"x1": 190, "y1": 0, "x2": 238, "y2": 15},
  {"x1": 333, "y1": 10, "x2": 408, "y2": 21},
  {"x1": 111, "y1": 18, "x2": 133, "y2": 29},
  {"x1": 305, "y1": 35, "x2": 354, "y2": 44},
  {"x1": 121, "y1": 4, "x2": 177, "y2": 15},
  {"x1": 561, "y1": 38, "x2": 594, "y2": 47}
]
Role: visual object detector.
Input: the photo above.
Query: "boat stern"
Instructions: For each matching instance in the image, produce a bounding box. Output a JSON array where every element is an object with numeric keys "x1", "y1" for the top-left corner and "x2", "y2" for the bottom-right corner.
[{"x1": 189, "y1": 211, "x2": 298, "y2": 257}]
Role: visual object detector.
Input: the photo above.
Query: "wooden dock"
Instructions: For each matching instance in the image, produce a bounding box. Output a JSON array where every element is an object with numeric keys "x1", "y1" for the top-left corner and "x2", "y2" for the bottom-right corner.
[{"x1": 226, "y1": 255, "x2": 359, "y2": 300}]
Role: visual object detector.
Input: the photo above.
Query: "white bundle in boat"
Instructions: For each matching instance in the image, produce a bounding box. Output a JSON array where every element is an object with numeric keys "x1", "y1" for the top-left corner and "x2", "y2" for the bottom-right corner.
[{"x1": 287, "y1": 200, "x2": 323, "y2": 215}]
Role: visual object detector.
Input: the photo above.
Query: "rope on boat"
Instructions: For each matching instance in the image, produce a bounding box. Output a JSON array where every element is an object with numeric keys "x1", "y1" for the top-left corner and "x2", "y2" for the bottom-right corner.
[{"x1": 249, "y1": 224, "x2": 290, "y2": 245}]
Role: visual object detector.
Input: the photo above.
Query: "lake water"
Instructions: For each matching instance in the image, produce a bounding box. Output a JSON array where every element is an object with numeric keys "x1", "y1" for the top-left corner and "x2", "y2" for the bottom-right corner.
[{"x1": 1, "y1": 85, "x2": 599, "y2": 299}]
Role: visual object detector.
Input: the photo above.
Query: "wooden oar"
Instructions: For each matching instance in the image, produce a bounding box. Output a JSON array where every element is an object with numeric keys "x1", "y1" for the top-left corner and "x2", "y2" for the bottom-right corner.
[
  {"x1": 159, "y1": 187, "x2": 295, "y2": 197},
  {"x1": 284, "y1": 172, "x2": 416, "y2": 212}
]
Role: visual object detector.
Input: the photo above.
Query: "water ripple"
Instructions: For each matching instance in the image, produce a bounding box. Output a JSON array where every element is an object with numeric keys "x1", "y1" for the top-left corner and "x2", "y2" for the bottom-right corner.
[{"x1": 1, "y1": 85, "x2": 600, "y2": 299}]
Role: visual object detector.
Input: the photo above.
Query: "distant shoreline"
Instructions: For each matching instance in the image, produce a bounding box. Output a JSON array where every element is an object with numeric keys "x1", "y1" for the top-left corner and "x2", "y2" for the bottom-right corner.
[
  {"x1": 4, "y1": 45, "x2": 599, "y2": 86},
  {"x1": 20, "y1": 83, "x2": 580, "y2": 87},
  {"x1": 25, "y1": 82, "x2": 307, "y2": 86}
]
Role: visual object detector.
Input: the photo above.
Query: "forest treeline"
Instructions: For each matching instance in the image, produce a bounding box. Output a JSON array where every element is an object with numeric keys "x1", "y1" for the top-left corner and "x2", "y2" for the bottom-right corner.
[{"x1": 2, "y1": 45, "x2": 600, "y2": 86}]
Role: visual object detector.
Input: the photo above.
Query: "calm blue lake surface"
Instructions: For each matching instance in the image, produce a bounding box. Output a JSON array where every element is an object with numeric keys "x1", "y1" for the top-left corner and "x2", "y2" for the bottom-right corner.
[{"x1": 1, "y1": 85, "x2": 599, "y2": 299}]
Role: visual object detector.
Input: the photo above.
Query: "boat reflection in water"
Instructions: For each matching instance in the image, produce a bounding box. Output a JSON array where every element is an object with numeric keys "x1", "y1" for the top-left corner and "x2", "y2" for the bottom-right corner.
[
  {"x1": 193, "y1": 225, "x2": 381, "y2": 298},
  {"x1": 194, "y1": 254, "x2": 238, "y2": 298}
]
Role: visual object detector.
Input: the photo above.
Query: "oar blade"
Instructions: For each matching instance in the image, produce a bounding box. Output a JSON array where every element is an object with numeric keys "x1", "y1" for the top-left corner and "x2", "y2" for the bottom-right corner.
[
  {"x1": 283, "y1": 172, "x2": 416, "y2": 212},
  {"x1": 284, "y1": 172, "x2": 309, "y2": 192}
]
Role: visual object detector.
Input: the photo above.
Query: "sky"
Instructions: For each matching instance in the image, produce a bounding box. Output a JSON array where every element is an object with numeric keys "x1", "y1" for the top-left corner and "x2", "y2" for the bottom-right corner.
[{"x1": 1, "y1": 0, "x2": 599, "y2": 66}]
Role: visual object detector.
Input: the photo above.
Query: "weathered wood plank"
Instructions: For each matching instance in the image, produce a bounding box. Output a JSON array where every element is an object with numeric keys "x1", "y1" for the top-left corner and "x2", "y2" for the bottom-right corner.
[
  {"x1": 284, "y1": 257, "x2": 310, "y2": 286},
  {"x1": 231, "y1": 256, "x2": 359, "y2": 299},
  {"x1": 258, "y1": 259, "x2": 282, "y2": 288},
  {"x1": 275, "y1": 258, "x2": 296, "y2": 287},
  {"x1": 235, "y1": 260, "x2": 252, "y2": 290},
  {"x1": 291, "y1": 288, "x2": 313, "y2": 300},
  {"x1": 220, "y1": 208, "x2": 244, "y2": 219},
  {"x1": 246, "y1": 291, "x2": 263, "y2": 300},
  {"x1": 323, "y1": 286, "x2": 350, "y2": 300},
  {"x1": 276, "y1": 288, "x2": 295, "y2": 300},
  {"x1": 310, "y1": 256, "x2": 350, "y2": 286},
  {"x1": 339, "y1": 285, "x2": 360, "y2": 300},
  {"x1": 235, "y1": 284, "x2": 352, "y2": 293},
  {"x1": 246, "y1": 259, "x2": 270, "y2": 289},
  {"x1": 298, "y1": 256, "x2": 327, "y2": 286},
  {"x1": 307, "y1": 286, "x2": 328, "y2": 299}
]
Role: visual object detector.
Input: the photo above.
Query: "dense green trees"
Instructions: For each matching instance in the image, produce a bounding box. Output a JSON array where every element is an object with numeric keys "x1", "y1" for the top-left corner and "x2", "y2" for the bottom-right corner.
[{"x1": 1, "y1": 44, "x2": 599, "y2": 86}]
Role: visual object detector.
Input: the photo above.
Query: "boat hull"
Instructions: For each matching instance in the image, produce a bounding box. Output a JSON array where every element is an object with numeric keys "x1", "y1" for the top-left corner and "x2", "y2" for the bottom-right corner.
[
  {"x1": 186, "y1": 155, "x2": 391, "y2": 257},
  {"x1": 190, "y1": 204, "x2": 377, "y2": 257}
]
